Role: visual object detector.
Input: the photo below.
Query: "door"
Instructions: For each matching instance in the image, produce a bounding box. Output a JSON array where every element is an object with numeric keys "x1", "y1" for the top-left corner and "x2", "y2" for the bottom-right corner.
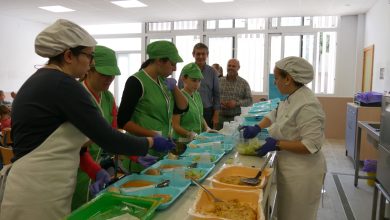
[{"x1": 362, "y1": 45, "x2": 374, "y2": 92}]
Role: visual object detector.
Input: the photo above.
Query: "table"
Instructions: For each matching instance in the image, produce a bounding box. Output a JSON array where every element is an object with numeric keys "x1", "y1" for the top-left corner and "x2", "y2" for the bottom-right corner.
[
  {"x1": 354, "y1": 121, "x2": 380, "y2": 187},
  {"x1": 154, "y1": 150, "x2": 277, "y2": 220},
  {"x1": 371, "y1": 182, "x2": 390, "y2": 220}
]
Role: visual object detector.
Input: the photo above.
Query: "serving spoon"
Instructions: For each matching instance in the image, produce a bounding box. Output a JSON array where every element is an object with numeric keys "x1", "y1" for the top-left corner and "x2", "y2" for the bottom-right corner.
[
  {"x1": 240, "y1": 153, "x2": 272, "y2": 186},
  {"x1": 191, "y1": 178, "x2": 223, "y2": 202}
]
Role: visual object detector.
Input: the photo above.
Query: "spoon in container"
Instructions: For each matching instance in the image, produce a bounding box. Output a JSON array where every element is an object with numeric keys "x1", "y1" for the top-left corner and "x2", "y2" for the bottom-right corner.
[
  {"x1": 191, "y1": 178, "x2": 223, "y2": 203},
  {"x1": 240, "y1": 153, "x2": 272, "y2": 186}
]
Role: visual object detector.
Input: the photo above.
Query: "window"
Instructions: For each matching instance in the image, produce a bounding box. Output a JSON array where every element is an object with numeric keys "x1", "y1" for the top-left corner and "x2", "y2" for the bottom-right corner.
[
  {"x1": 174, "y1": 20, "x2": 198, "y2": 30},
  {"x1": 284, "y1": 35, "x2": 301, "y2": 57},
  {"x1": 175, "y1": 35, "x2": 201, "y2": 79},
  {"x1": 247, "y1": 18, "x2": 266, "y2": 30},
  {"x1": 315, "y1": 32, "x2": 337, "y2": 94},
  {"x1": 208, "y1": 37, "x2": 234, "y2": 69},
  {"x1": 313, "y1": 16, "x2": 338, "y2": 28},
  {"x1": 269, "y1": 35, "x2": 282, "y2": 74},
  {"x1": 148, "y1": 22, "x2": 171, "y2": 32},
  {"x1": 234, "y1": 19, "x2": 246, "y2": 28},
  {"x1": 280, "y1": 17, "x2": 302, "y2": 26},
  {"x1": 237, "y1": 34, "x2": 265, "y2": 92},
  {"x1": 116, "y1": 53, "x2": 142, "y2": 103},
  {"x1": 218, "y1": 19, "x2": 233, "y2": 28},
  {"x1": 206, "y1": 20, "x2": 216, "y2": 29}
]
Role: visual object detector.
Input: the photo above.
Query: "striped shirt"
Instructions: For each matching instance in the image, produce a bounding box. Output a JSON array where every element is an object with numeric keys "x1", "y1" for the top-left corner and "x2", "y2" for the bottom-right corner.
[{"x1": 219, "y1": 75, "x2": 253, "y2": 117}]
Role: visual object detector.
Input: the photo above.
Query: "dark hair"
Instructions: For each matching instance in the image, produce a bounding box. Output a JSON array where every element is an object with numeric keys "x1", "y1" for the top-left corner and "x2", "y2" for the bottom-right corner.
[
  {"x1": 48, "y1": 46, "x2": 88, "y2": 64},
  {"x1": 277, "y1": 67, "x2": 304, "y2": 87},
  {"x1": 193, "y1": 43, "x2": 209, "y2": 54},
  {"x1": 139, "y1": 58, "x2": 170, "y2": 70},
  {"x1": 212, "y1": 63, "x2": 223, "y2": 77},
  {"x1": 0, "y1": 105, "x2": 10, "y2": 115}
]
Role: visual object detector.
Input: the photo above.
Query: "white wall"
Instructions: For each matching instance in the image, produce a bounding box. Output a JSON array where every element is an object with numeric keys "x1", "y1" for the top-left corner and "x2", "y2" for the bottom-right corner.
[
  {"x1": 364, "y1": 0, "x2": 390, "y2": 93},
  {"x1": 333, "y1": 15, "x2": 361, "y2": 97},
  {"x1": 0, "y1": 15, "x2": 46, "y2": 92}
]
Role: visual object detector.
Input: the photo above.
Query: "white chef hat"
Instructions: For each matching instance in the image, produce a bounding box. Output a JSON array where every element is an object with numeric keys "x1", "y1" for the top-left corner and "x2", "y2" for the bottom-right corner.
[
  {"x1": 275, "y1": 56, "x2": 314, "y2": 84},
  {"x1": 35, "y1": 19, "x2": 97, "y2": 58}
]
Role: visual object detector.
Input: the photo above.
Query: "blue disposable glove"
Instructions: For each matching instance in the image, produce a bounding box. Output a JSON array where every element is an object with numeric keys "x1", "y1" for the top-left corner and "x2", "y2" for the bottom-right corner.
[
  {"x1": 241, "y1": 125, "x2": 261, "y2": 139},
  {"x1": 89, "y1": 169, "x2": 111, "y2": 196},
  {"x1": 165, "y1": 78, "x2": 177, "y2": 91},
  {"x1": 138, "y1": 155, "x2": 159, "y2": 167},
  {"x1": 255, "y1": 137, "x2": 279, "y2": 157},
  {"x1": 152, "y1": 136, "x2": 176, "y2": 152}
]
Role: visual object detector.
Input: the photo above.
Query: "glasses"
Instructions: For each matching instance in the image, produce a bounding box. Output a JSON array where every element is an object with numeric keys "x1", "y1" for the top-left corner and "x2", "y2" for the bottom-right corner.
[{"x1": 80, "y1": 51, "x2": 95, "y2": 64}]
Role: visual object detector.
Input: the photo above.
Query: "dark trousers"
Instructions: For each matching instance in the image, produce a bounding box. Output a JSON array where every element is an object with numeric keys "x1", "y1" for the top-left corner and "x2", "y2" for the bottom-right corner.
[{"x1": 203, "y1": 107, "x2": 214, "y2": 128}]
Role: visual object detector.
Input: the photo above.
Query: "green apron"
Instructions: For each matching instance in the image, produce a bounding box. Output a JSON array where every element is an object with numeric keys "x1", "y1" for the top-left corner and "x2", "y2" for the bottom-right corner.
[
  {"x1": 71, "y1": 83, "x2": 116, "y2": 211},
  {"x1": 173, "y1": 90, "x2": 204, "y2": 139},
  {"x1": 129, "y1": 70, "x2": 174, "y2": 172}
]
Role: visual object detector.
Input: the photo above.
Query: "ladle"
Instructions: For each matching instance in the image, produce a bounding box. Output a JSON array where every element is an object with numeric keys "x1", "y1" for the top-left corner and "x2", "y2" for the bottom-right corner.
[
  {"x1": 240, "y1": 153, "x2": 272, "y2": 186},
  {"x1": 191, "y1": 178, "x2": 223, "y2": 202}
]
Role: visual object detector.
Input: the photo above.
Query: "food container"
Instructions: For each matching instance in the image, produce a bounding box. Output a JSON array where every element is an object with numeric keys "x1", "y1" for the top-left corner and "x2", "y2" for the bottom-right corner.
[
  {"x1": 66, "y1": 192, "x2": 160, "y2": 220},
  {"x1": 208, "y1": 165, "x2": 273, "y2": 190},
  {"x1": 188, "y1": 187, "x2": 264, "y2": 220},
  {"x1": 141, "y1": 159, "x2": 215, "y2": 183}
]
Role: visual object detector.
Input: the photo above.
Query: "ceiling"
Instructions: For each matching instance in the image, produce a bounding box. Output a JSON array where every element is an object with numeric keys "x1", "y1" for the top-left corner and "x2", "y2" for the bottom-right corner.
[{"x1": 1, "y1": 0, "x2": 377, "y2": 26}]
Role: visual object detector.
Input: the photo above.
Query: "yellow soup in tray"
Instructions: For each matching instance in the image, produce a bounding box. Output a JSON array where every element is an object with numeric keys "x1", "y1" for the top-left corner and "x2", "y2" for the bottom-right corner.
[
  {"x1": 219, "y1": 176, "x2": 257, "y2": 186},
  {"x1": 121, "y1": 180, "x2": 155, "y2": 188}
]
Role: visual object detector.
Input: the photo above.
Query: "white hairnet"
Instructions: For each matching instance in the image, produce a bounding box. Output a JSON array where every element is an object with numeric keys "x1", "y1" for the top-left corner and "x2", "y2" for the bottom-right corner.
[
  {"x1": 275, "y1": 56, "x2": 314, "y2": 84},
  {"x1": 35, "y1": 19, "x2": 97, "y2": 58}
]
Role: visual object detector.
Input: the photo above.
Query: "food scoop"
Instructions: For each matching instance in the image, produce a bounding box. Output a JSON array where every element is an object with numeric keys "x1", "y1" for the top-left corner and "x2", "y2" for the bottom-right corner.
[{"x1": 240, "y1": 153, "x2": 271, "y2": 186}]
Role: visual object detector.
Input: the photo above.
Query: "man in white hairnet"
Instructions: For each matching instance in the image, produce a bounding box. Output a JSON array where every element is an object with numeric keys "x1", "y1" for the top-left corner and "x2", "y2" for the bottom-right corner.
[{"x1": 241, "y1": 56, "x2": 326, "y2": 220}]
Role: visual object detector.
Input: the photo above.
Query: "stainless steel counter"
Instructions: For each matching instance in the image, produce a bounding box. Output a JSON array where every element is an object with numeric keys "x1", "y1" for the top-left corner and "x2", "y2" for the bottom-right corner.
[
  {"x1": 154, "y1": 150, "x2": 276, "y2": 220},
  {"x1": 354, "y1": 121, "x2": 380, "y2": 187}
]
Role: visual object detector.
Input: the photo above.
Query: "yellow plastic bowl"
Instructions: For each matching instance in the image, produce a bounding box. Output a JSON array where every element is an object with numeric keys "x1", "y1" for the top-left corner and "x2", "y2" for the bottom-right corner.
[{"x1": 209, "y1": 165, "x2": 273, "y2": 190}]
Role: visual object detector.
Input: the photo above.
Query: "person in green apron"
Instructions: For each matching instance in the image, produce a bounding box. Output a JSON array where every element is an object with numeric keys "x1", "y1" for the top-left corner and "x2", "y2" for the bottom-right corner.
[
  {"x1": 117, "y1": 41, "x2": 189, "y2": 173},
  {"x1": 0, "y1": 19, "x2": 175, "y2": 220},
  {"x1": 71, "y1": 45, "x2": 121, "y2": 210},
  {"x1": 172, "y1": 63, "x2": 213, "y2": 141}
]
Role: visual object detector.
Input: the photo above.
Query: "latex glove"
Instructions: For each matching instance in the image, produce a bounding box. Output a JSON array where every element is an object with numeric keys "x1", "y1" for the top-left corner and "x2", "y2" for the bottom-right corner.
[
  {"x1": 255, "y1": 137, "x2": 279, "y2": 157},
  {"x1": 187, "y1": 131, "x2": 198, "y2": 140},
  {"x1": 165, "y1": 78, "x2": 177, "y2": 91},
  {"x1": 89, "y1": 169, "x2": 111, "y2": 196},
  {"x1": 152, "y1": 136, "x2": 176, "y2": 152},
  {"x1": 138, "y1": 155, "x2": 159, "y2": 167},
  {"x1": 241, "y1": 125, "x2": 261, "y2": 139}
]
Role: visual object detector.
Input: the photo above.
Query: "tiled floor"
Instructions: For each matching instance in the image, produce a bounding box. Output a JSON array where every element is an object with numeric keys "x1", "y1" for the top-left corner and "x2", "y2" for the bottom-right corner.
[{"x1": 318, "y1": 139, "x2": 376, "y2": 220}]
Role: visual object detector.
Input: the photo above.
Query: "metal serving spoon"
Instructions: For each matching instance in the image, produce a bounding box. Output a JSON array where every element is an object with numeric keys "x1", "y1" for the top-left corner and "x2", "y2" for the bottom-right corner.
[
  {"x1": 191, "y1": 178, "x2": 223, "y2": 203},
  {"x1": 240, "y1": 153, "x2": 272, "y2": 186}
]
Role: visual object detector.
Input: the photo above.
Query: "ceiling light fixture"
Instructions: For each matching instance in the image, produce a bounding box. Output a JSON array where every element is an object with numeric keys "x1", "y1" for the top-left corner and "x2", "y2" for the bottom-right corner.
[
  {"x1": 202, "y1": 0, "x2": 234, "y2": 3},
  {"x1": 38, "y1": 5, "x2": 75, "y2": 13},
  {"x1": 111, "y1": 0, "x2": 147, "y2": 8}
]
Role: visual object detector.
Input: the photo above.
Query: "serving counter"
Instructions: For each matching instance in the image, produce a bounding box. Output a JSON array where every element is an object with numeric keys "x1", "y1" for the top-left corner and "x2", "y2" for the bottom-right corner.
[{"x1": 153, "y1": 150, "x2": 277, "y2": 220}]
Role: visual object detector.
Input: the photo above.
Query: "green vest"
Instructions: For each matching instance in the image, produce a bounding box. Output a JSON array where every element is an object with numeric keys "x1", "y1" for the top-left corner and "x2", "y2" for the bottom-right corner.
[
  {"x1": 173, "y1": 90, "x2": 204, "y2": 139},
  {"x1": 72, "y1": 85, "x2": 116, "y2": 211},
  {"x1": 131, "y1": 70, "x2": 174, "y2": 138}
]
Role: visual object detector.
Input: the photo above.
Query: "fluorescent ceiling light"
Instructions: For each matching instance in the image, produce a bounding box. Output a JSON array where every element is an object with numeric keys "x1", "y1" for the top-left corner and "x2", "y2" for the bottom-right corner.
[
  {"x1": 38, "y1": 5, "x2": 75, "y2": 13},
  {"x1": 202, "y1": 0, "x2": 234, "y2": 3},
  {"x1": 111, "y1": 0, "x2": 147, "y2": 8}
]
